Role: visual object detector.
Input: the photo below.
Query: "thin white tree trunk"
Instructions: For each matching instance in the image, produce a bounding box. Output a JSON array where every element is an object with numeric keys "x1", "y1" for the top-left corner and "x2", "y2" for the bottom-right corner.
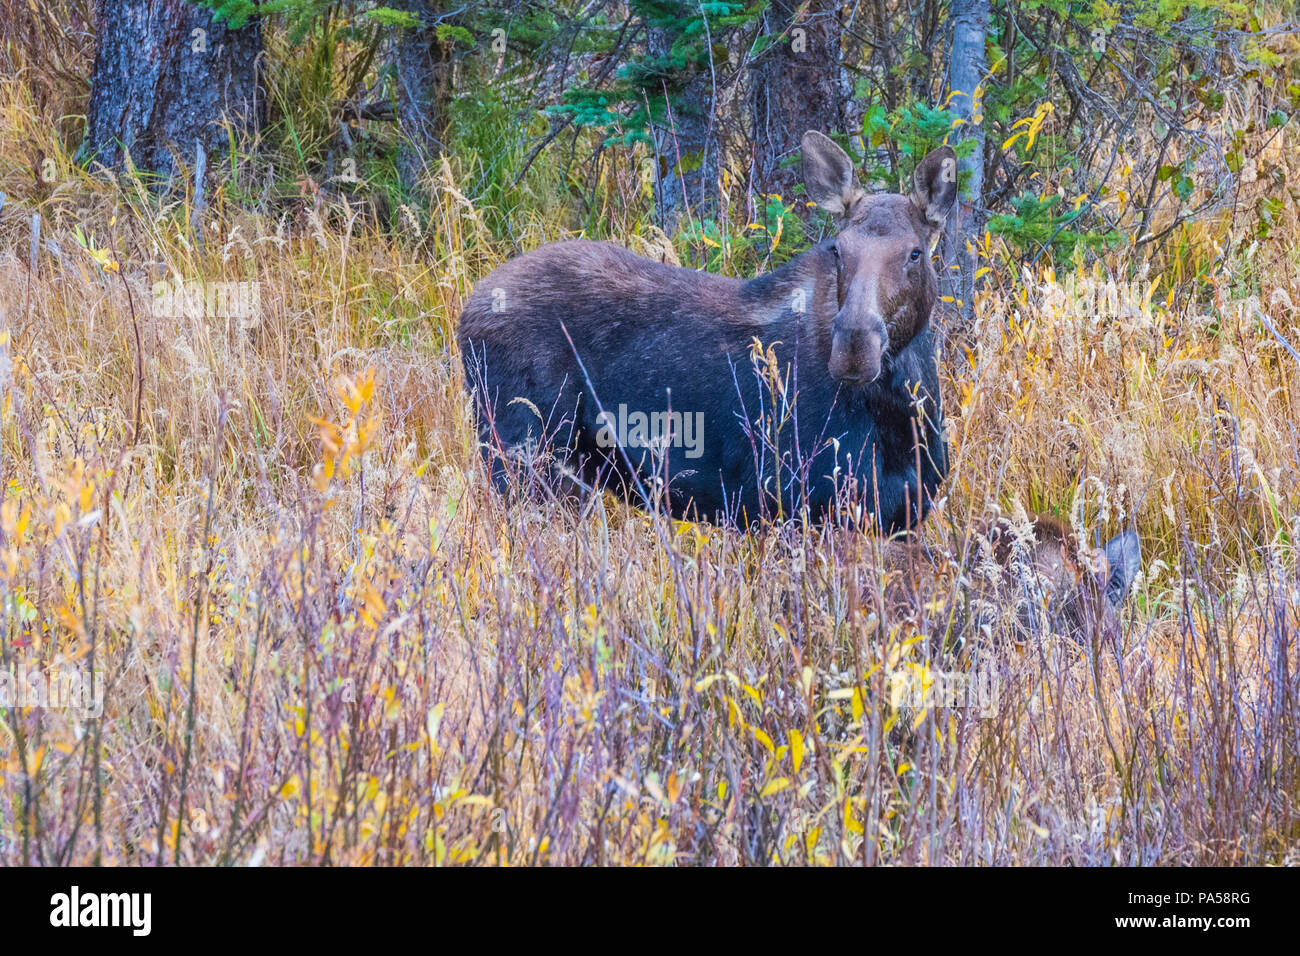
[{"x1": 942, "y1": 0, "x2": 988, "y2": 334}]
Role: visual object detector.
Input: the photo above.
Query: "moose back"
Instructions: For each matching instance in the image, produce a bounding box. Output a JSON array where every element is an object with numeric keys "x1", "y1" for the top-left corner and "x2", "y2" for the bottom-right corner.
[{"x1": 458, "y1": 133, "x2": 958, "y2": 531}]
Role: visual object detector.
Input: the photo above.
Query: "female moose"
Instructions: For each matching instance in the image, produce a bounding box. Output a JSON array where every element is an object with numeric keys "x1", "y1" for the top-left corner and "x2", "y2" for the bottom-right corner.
[{"x1": 459, "y1": 133, "x2": 957, "y2": 532}]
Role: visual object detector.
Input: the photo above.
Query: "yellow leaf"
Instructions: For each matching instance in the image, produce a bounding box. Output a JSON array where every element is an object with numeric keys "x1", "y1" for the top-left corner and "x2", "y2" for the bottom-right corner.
[
  {"x1": 768, "y1": 213, "x2": 783, "y2": 253},
  {"x1": 426, "y1": 702, "x2": 445, "y2": 744},
  {"x1": 843, "y1": 799, "x2": 863, "y2": 834}
]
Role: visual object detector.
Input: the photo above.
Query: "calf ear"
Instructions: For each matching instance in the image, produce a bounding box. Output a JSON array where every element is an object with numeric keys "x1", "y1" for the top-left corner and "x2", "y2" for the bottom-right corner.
[
  {"x1": 911, "y1": 146, "x2": 959, "y2": 233},
  {"x1": 1102, "y1": 531, "x2": 1142, "y2": 606},
  {"x1": 801, "y1": 131, "x2": 864, "y2": 219}
]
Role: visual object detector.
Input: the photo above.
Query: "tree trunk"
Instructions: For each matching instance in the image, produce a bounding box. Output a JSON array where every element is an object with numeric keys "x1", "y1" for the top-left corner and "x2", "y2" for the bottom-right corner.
[
  {"x1": 85, "y1": 0, "x2": 261, "y2": 178},
  {"x1": 394, "y1": 0, "x2": 451, "y2": 197},
  {"x1": 753, "y1": 1, "x2": 844, "y2": 212},
  {"x1": 648, "y1": 21, "x2": 717, "y2": 234},
  {"x1": 941, "y1": 0, "x2": 988, "y2": 335}
]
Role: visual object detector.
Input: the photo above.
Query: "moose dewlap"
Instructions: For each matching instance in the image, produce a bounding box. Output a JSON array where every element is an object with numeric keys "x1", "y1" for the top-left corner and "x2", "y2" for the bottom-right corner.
[{"x1": 458, "y1": 132, "x2": 958, "y2": 530}]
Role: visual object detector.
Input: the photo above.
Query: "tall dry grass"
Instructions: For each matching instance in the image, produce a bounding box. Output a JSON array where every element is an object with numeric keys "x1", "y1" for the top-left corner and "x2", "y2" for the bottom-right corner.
[{"x1": 1, "y1": 14, "x2": 1298, "y2": 865}]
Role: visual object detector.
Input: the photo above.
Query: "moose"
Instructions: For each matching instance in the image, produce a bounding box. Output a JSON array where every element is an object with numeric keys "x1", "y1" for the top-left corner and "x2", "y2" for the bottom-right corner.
[
  {"x1": 459, "y1": 132, "x2": 955, "y2": 531},
  {"x1": 879, "y1": 514, "x2": 1142, "y2": 645},
  {"x1": 982, "y1": 515, "x2": 1140, "y2": 640}
]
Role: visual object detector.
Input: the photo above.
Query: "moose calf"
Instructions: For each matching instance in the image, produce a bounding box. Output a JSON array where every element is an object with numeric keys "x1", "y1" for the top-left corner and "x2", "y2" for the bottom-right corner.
[{"x1": 880, "y1": 514, "x2": 1142, "y2": 644}]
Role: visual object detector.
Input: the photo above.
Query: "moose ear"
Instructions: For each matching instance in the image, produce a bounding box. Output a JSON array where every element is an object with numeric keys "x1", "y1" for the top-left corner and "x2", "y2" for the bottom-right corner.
[
  {"x1": 1102, "y1": 530, "x2": 1142, "y2": 606},
  {"x1": 910, "y1": 145, "x2": 959, "y2": 233},
  {"x1": 801, "y1": 131, "x2": 864, "y2": 219}
]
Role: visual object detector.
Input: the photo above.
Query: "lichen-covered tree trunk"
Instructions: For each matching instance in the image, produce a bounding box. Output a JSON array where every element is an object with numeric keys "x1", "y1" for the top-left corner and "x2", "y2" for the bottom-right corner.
[
  {"x1": 941, "y1": 0, "x2": 988, "y2": 335},
  {"x1": 84, "y1": 0, "x2": 261, "y2": 177},
  {"x1": 753, "y1": 1, "x2": 844, "y2": 208},
  {"x1": 394, "y1": 0, "x2": 452, "y2": 196}
]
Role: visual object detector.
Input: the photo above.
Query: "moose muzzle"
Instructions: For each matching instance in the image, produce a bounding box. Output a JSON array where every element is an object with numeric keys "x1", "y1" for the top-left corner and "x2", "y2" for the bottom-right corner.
[{"x1": 829, "y1": 316, "x2": 887, "y2": 384}]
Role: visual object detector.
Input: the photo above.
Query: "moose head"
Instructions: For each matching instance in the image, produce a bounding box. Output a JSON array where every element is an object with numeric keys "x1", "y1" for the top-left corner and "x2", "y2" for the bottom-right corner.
[{"x1": 801, "y1": 131, "x2": 958, "y2": 384}]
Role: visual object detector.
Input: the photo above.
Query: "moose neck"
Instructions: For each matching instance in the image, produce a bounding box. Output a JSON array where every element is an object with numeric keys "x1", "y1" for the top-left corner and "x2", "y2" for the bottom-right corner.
[{"x1": 738, "y1": 241, "x2": 839, "y2": 331}]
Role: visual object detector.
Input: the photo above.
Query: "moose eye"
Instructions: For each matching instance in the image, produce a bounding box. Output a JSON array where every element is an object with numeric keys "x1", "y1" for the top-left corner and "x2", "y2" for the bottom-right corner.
[{"x1": 909, "y1": 247, "x2": 922, "y2": 262}]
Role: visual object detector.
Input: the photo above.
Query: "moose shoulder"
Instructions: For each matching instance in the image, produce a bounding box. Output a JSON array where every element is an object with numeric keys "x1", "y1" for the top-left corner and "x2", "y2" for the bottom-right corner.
[{"x1": 458, "y1": 133, "x2": 958, "y2": 530}]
